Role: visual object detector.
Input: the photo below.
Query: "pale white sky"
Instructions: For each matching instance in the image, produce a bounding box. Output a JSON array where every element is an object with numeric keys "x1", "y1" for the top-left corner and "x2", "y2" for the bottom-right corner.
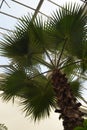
[
  {"x1": 0, "y1": 99, "x2": 63, "y2": 130},
  {"x1": 0, "y1": 0, "x2": 86, "y2": 130}
]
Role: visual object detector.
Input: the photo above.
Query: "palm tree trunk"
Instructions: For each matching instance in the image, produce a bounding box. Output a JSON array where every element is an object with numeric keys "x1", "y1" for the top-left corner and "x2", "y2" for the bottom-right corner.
[{"x1": 51, "y1": 69, "x2": 84, "y2": 130}]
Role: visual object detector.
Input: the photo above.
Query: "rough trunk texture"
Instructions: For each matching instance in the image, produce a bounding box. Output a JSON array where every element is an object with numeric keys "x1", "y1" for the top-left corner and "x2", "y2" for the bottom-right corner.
[{"x1": 51, "y1": 69, "x2": 84, "y2": 130}]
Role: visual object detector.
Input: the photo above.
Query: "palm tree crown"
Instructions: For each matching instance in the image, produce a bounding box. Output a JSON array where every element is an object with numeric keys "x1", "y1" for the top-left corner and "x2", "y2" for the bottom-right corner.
[{"x1": 0, "y1": 3, "x2": 87, "y2": 130}]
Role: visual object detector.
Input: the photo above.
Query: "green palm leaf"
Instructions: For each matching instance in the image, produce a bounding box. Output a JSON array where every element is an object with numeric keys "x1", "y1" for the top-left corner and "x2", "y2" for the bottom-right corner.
[
  {"x1": 74, "y1": 119, "x2": 87, "y2": 130},
  {"x1": 70, "y1": 80, "x2": 82, "y2": 98},
  {"x1": 48, "y1": 3, "x2": 87, "y2": 59},
  {"x1": 20, "y1": 78, "x2": 56, "y2": 121},
  {"x1": 0, "y1": 15, "x2": 52, "y2": 68},
  {"x1": 0, "y1": 68, "x2": 27, "y2": 101},
  {"x1": 0, "y1": 67, "x2": 56, "y2": 120}
]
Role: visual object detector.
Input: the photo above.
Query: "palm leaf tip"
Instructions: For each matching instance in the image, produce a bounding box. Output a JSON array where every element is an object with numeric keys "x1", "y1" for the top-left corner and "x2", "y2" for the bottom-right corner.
[
  {"x1": 49, "y1": 3, "x2": 87, "y2": 58},
  {"x1": 21, "y1": 96, "x2": 56, "y2": 121},
  {"x1": 70, "y1": 80, "x2": 82, "y2": 98},
  {"x1": 20, "y1": 80, "x2": 56, "y2": 121},
  {"x1": 0, "y1": 67, "x2": 56, "y2": 120},
  {"x1": 0, "y1": 15, "x2": 43, "y2": 57},
  {"x1": 0, "y1": 69, "x2": 27, "y2": 101}
]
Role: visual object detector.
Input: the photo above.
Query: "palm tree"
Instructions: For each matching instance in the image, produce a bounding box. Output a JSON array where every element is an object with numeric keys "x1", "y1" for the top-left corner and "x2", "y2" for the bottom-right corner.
[{"x1": 0, "y1": 3, "x2": 87, "y2": 130}]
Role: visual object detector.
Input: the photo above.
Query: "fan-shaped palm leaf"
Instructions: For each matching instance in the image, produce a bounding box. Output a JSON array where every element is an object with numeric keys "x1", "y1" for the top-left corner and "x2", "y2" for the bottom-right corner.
[
  {"x1": 0, "y1": 15, "x2": 53, "y2": 68},
  {"x1": 0, "y1": 67, "x2": 56, "y2": 120},
  {"x1": 48, "y1": 3, "x2": 87, "y2": 62}
]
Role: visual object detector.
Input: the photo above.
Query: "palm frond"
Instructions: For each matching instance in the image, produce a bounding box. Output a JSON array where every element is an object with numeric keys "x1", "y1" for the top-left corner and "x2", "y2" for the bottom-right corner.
[
  {"x1": 70, "y1": 79, "x2": 87, "y2": 104},
  {"x1": 70, "y1": 80, "x2": 85, "y2": 102},
  {"x1": 0, "y1": 67, "x2": 56, "y2": 120},
  {"x1": 18, "y1": 74, "x2": 56, "y2": 121},
  {"x1": 0, "y1": 14, "x2": 50, "y2": 68},
  {"x1": 0, "y1": 68, "x2": 27, "y2": 101},
  {"x1": 49, "y1": 3, "x2": 87, "y2": 60}
]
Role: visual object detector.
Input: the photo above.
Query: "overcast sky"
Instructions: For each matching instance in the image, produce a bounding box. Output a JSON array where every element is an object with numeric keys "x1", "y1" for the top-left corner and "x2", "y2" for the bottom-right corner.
[{"x1": 0, "y1": 0, "x2": 85, "y2": 130}]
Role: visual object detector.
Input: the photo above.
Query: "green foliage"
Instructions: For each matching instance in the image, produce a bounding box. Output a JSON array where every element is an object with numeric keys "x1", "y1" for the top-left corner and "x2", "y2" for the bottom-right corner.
[
  {"x1": 0, "y1": 124, "x2": 8, "y2": 130},
  {"x1": 20, "y1": 79, "x2": 56, "y2": 121},
  {"x1": 70, "y1": 80, "x2": 82, "y2": 98},
  {"x1": 0, "y1": 15, "x2": 55, "y2": 68},
  {"x1": 0, "y1": 67, "x2": 56, "y2": 120},
  {"x1": 49, "y1": 3, "x2": 87, "y2": 59},
  {"x1": 0, "y1": 68, "x2": 27, "y2": 100},
  {"x1": 74, "y1": 120, "x2": 87, "y2": 130}
]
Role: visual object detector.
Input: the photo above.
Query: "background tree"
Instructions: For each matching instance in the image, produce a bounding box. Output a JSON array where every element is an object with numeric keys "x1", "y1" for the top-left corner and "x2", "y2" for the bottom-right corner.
[
  {"x1": 74, "y1": 119, "x2": 87, "y2": 130},
  {"x1": 0, "y1": 3, "x2": 87, "y2": 130},
  {"x1": 0, "y1": 124, "x2": 8, "y2": 130}
]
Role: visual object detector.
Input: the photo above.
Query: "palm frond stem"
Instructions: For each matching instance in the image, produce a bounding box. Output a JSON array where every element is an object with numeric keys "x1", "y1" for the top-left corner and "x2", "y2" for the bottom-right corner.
[
  {"x1": 59, "y1": 58, "x2": 69, "y2": 67},
  {"x1": 29, "y1": 69, "x2": 52, "y2": 80},
  {"x1": 57, "y1": 39, "x2": 67, "y2": 67},
  {"x1": 44, "y1": 49, "x2": 55, "y2": 67},
  {"x1": 0, "y1": 65, "x2": 12, "y2": 68},
  {"x1": 75, "y1": 73, "x2": 87, "y2": 80},
  {"x1": 79, "y1": 96, "x2": 87, "y2": 104},
  {"x1": 54, "y1": 51, "x2": 57, "y2": 66},
  {"x1": 33, "y1": 57, "x2": 53, "y2": 69},
  {"x1": 60, "y1": 60, "x2": 86, "y2": 70}
]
